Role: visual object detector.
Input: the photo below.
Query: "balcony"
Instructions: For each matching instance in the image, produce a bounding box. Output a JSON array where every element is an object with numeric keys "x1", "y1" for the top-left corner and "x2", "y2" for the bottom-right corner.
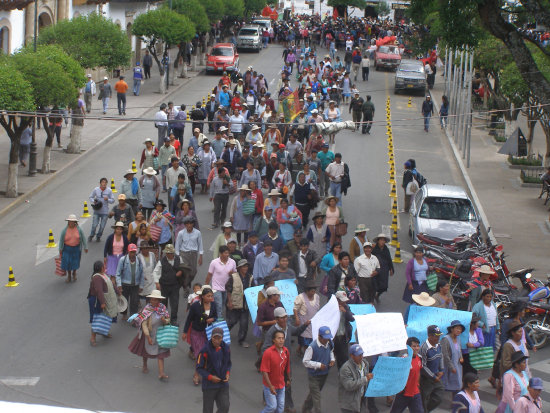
[
  {"x1": 0, "y1": 0, "x2": 34, "y2": 11},
  {"x1": 72, "y1": 0, "x2": 109, "y2": 5}
]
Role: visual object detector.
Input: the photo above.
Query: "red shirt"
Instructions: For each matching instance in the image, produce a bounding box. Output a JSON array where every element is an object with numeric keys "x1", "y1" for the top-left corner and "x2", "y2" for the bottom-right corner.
[
  {"x1": 260, "y1": 345, "x2": 290, "y2": 389},
  {"x1": 403, "y1": 355, "x2": 421, "y2": 397}
]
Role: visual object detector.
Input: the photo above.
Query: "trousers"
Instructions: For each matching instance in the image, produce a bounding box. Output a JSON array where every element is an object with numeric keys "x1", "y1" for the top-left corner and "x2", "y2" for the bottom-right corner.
[
  {"x1": 226, "y1": 308, "x2": 249, "y2": 343},
  {"x1": 90, "y1": 213, "x2": 108, "y2": 239},
  {"x1": 303, "y1": 374, "x2": 328, "y2": 413},
  {"x1": 84, "y1": 92, "x2": 93, "y2": 113},
  {"x1": 202, "y1": 386, "x2": 230, "y2": 413},
  {"x1": 419, "y1": 375, "x2": 445, "y2": 412},
  {"x1": 213, "y1": 193, "x2": 229, "y2": 226},
  {"x1": 121, "y1": 284, "x2": 140, "y2": 315},
  {"x1": 117, "y1": 93, "x2": 126, "y2": 114},
  {"x1": 358, "y1": 277, "x2": 375, "y2": 304},
  {"x1": 160, "y1": 284, "x2": 180, "y2": 323},
  {"x1": 389, "y1": 392, "x2": 424, "y2": 413}
]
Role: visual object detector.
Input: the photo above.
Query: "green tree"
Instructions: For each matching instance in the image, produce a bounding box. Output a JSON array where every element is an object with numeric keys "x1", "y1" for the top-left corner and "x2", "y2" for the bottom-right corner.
[
  {"x1": 0, "y1": 58, "x2": 35, "y2": 197},
  {"x1": 133, "y1": 9, "x2": 195, "y2": 93},
  {"x1": 12, "y1": 45, "x2": 85, "y2": 174},
  {"x1": 224, "y1": 0, "x2": 245, "y2": 18},
  {"x1": 167, "y1": 0, "x2": 210, "y2": 33},
  {"x1": 327, "y1": 0, "x2": 365, "y2": 18},
  {"x1": 375, "y1": 1, "x2": 390, "y2": 18},
  {"x1": 202, "y1": 0, "x2": 225, "y2": 23},
  {"x1": 37, "y1": 12, "x2": 131, "y2": 70},
  {"x1": 244, "y1": 0, "x2": 266, "y2": 16}
]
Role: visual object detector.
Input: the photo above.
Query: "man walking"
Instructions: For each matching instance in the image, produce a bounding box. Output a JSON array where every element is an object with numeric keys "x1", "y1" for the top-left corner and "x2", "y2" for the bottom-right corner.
[
  {"x1": 142, "y1": 49, "x2": 152, "y2": 79},
  {"x1": 290, "y1": 239, "x2": 320, "y2": 293},
  {"x1": 133, "y1": 62, "x2": 143, "y2": 96},
  {"x1": 351, "y1": 47, "x2": 362, "y2": 81},
  {"x1": 419, "y1": 325, "x2": 445, "y2": 412},
  {"x1": 174, "y1": 216, "x2": 203, "y2": 298},
  {"x1": 88, "y1": 177, "x2": 115, "y2": 242},
  {"x1": 317, "y1": 144, "x2": 334, "y2": 199},
  {"x1": 210, "y1": 168, "x2": 233, "y2": 229},
  {"x1": 114, "y1": 76, "x2": 128, "y2": 116},
  {"x1": 119, "y1": 170, "x2": 142, "y2": 214},
  {"x1": 115, "y1": 243, "x2": 144, "y2": 319},
  {"x1": 302, "y1": 326, "x2": 335, "y2": 413},
  {"x1": 98, "y1": 77, "x2": 112, "y2": 115},
  {"x1": 390, "y1": 337, "x2": 423, "y2": 413},
  {"x1": 84, "y1": 74, "x2": 96, "y2": 113},
  {"x1": 422, "y1": 95, "x2": 434, "y2": 132},
  {"x1": 325, "y1": 153, "x2": 346, "y2": 206},
  {"x1": 152, "y1": 244, "x2": 183, "y2": 324},
  {"x1": 206, "y1": 94, "x2": 219, "y2": 133},
  {"x1": 155, "y1": 103, "x2": 169, "y2": 148},
  {"x1": 196, "y1": 327, "x2": 231, "y2": 413},
  {"x1": 361, "y1": 95, "x2": 375, "y2": 134},
  {"x1": 226, "y1": 259, "x2": 251, "y2": 348},
  {"x1": 349, "y1": 91, "x2": 364, "y2": 131},
  {"x1": 353, "y1": 242, "x2": 380, "y2": 304},
  {"x1": 260, "y1": 330, "x2": 290, "y2": 413},
  {"x1": 338, "y1": 344, "x2": 373, "y2": 413}
]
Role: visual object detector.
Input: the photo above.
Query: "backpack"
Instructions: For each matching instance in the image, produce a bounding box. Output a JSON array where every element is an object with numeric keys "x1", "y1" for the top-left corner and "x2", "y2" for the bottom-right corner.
[{"x1": 412, "y1": 170, "x2": 427, "y2": 187}]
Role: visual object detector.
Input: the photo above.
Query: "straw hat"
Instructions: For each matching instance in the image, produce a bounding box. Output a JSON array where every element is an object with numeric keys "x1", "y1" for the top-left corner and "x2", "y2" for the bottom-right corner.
[
  {"x1": 354, "y1": 224, "x2": 369, "y2": 233},
  {"x1": 143, "y1": 167, "x2": 157, "y2": 175},
  {"x1": 112, "y1": 221, "x2": 124, "y2": 229},
  {"x1": 124, "y1": 169, "x2": 135, "y2": 177},
  {"x1": 143, "y1": 138, "x2": 153, "y2": 144},
  {"x1": 324, "y1": 195, "x2": 338, "y2": 205},
  {"x1": 251, "y1": 125, "x2": 260, "y2": 131},
  {"x1": 239, "y1": 184, "x2": 251, "y2": 191},
  {"x1": 177, "y1": 198, "x2": 193, "y2": 209},
  {"x1": 268, "y1": 189, "x2": 281, "y2": 197},
  {"x1": 146, "y1": 289, "x2": 165, "y2": 299},
  {"x1": 117, "y1": 295, "x2": 128, "y2": 313},
  {"x1": 164, "y1": 244, "x2": 175, "y2": 254},
  {"x1": 373, "y1": 233, "x2": 390, "y2": 242},
  {"x1": 477, "y1": 265, "x2": 494, "y2": 275},
  {"x1": 412, "y1": 292, "x2": 436, "y2": 307}
]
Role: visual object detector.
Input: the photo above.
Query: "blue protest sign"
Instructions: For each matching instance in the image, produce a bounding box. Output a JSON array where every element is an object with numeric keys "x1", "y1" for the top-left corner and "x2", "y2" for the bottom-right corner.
[
  {"x1": 244, "y1": 279, "x2": 298, "y2": 323},
  {"x1": 205, "y1": 320, "x2": 231, "y2": 344},
  {"x1": 365, "y1": 346, "x2": 413, "y2": 397},
  {"x1": 406, "y1": 306, "x2": 472, "y2": 347},
  {"x1": 349, "y1": 304, "x2": 376, "y2": 342}
]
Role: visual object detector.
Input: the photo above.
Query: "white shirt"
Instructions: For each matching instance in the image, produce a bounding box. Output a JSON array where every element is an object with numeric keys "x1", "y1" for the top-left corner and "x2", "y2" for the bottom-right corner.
[
  {"x1": 354, "y1": 254, "x2": 380, "y2": 278},
  {"x1": 325, "y1": 161, "x2": 345, "y2": 183},
  {"x1": 484, "y1": 303, "x2": 497, "y2": 327},
  {"x1": 155, "y1": 110, "x2": 168, "y2": 127},
  {"x1": 298, "y1": 252, "x2": 308, "y2": 277},
  {"x1": 303, "y1": 338, "x2": 336, "y2": 370},
  {"x1": 229, "y1": 114, "x2": 244, "y2": 133},
  {"x1": 165, "y1": 166, "x2": 187, "y2": 190},
  {"x1": 152, "y1": 258, "x2": 174, "y2": 283}
]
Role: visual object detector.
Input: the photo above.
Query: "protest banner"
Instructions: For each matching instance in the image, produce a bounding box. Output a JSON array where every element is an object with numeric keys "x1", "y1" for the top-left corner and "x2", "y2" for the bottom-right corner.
[
  {"x1": 311, "y1": 295, "x2": 340, "y2": 339},
  {"x1": 406, "y1": 306, "x2": 472, "y2": 347},
  {"x1": 365, "y1": 346, "x2": 413, "y2": 397},
  {"x1": 348, "y1": 304, "x2": 376, "y2": 342},
  {"x1": 244, "y1": 279, "x2": 298, "y2": 323},
  {"x1": 355, "y1": 313, "x2": 407, "y2": 356}
]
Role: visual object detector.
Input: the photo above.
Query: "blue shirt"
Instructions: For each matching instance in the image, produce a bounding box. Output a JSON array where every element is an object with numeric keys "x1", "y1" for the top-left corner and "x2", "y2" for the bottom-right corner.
[
  {"x1": 219, "y1": 92, "x2": 230, "y2": 107},
  {"x1": 89, "y1": 186, "x2": 115, "y2": 215},
  {"x1": 252, "y1": 252, "x2": 279, "y2": 282},
  {"x1": 133, "y1": 66, "x2": 143, "y2": 79}
]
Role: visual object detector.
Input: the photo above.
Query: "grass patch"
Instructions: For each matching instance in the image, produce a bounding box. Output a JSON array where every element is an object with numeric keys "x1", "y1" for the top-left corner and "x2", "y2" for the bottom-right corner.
[
  {"x1": 521, "y1": 174, "x2": 542, "y2": 184},
  {"x1": 508, "y1": 155, "x2": 542, "y2": 166},
  {"x1": 494, "y1": 134, "x2": 507, "y2": 142}
]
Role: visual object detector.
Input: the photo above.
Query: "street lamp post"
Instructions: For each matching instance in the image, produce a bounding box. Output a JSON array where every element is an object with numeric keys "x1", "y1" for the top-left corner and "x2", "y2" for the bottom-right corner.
[{"x1": 29, "y1": 0, "x2": 38, "y2": 176}]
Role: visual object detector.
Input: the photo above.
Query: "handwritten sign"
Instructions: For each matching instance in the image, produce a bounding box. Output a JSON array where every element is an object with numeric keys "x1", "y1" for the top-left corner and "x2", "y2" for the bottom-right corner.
[
  {"x1": 355, "y1": 313, "x2": 408, "y2": 356},
  {"x1": 311, "y1": 295, "x2": 340, "y2": 339},
  {"x1": 244, "y1": 279, "x2": 298, "y2": 323},
  {"x1": 205, "y1": 320, "x2": 231, "y2": 344},
  {"x1": 365, "y1": 346, "x2": 413, "y2": 397},
  {"x1": 406, "y1": 306, "x2": 472, "y2": 347},
  {"x1": 349, "y1": 304, "x2": 376, "y2": 342}
]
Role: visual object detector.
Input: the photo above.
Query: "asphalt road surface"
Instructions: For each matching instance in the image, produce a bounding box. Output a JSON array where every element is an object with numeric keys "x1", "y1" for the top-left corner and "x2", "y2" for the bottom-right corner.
[{"x1": 0, "y1": 44, "x2": 548, "y2": 413}]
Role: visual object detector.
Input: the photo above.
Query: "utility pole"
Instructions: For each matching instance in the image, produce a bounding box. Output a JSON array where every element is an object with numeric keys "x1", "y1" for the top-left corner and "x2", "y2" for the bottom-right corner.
[{"x1": 29, "y1": 0, "x2": 38, "y2": 176}]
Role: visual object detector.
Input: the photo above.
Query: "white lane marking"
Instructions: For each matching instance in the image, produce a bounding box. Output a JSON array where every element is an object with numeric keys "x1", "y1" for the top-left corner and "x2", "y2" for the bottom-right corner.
[
  {"x1": 35, "y1": 245, "x2": 59, "y2": 267},
  {"x1": 0, "y1": 377, "x2": 40, "y2": 386}
]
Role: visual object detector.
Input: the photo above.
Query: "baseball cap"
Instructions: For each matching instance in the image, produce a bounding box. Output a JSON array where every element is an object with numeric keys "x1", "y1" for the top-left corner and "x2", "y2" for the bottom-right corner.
[
  {"x1": 274, "y1": 307, "x2": 287, "y2": 318},
  {"x1": 279, "y1": 143, "x2": 286, "y2": 149},
  {"x1": 349, "y1": 344, "x2": 363, "y2": 356},
  {"x1": 266, "y1": 286, "x2": 281, "y2": 296},
  {"x1": 318, "y1": 326, "x2": 333, "y2": 339},
  {"x1": 529, "y1": 377, "x2": 543, "y2": 390},
  {"x1": 427, "y1": 325, "x2": 442, "y2": 336},
  {"x1": 322, "y1": 143, "x2": 329, "y2": 148},
  {"x1": 211, "y1": 328, "x2": 224, "y2": 338},
  {"x1": 128, "y1": 244, "x2": 137, "y2": 252},
  {"x1": 118, "y1": 194, "x2": 126, "y2": 200},
  {"x1": 335, "y1": 291, "x2": 349, "y2": 302}
]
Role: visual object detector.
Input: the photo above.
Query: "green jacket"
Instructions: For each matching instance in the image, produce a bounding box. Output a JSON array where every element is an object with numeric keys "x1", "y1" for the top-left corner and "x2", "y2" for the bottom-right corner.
[
  {"x1": 59, "y1": 225, "x2": 87, "y2": 252},
  {"x1": 361, "y1": 101, "x2": 375, "y2": 115}
]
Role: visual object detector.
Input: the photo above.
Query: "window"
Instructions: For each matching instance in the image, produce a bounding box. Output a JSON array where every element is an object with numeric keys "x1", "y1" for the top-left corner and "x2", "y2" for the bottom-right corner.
[
  {"x1": 0, "y1": 26, "x2": 8, "y2": 54},
  {"x1": 211, "y1": 47, "x2": 233, "y2": 57},
  {"x1": 239, "y1": 29, "x2": 259, "y2": 36},
  {"x1": 418, "y1": 197, "x2": 476, "y2": 222}
]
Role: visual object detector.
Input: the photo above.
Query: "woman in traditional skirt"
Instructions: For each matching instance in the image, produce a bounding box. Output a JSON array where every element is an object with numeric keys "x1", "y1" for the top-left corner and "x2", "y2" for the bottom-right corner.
[
  {"x1": 88, "y1": 261, "x2": 118, "y2": 346},
  {"x1": 128, "y1": 289, "x2": 171, "y2": 381},
  {"x1": 182, "y1": 286, "x2": 217, "y2": 385},
  {"x1": 59, "y1": 214, "x2": 88, "y2": 283},
  {"x1": 103, "y1": 221, "x2": 129, "y2": 279}
]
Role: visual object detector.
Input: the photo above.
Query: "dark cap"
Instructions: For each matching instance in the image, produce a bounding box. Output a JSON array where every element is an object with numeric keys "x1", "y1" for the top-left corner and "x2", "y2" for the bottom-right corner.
[
  {"x1": 211, "y1": 328, "x2": 224, "y2": 338},
  {"x1": 427, "y1": 325, "x2": 442, "y2": 336}
]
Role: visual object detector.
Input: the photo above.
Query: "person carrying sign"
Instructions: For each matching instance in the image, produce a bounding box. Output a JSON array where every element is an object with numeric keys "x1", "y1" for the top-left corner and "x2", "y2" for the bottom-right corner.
[
  {"x1": 302, "y1": 326, "x2": 336, "y2": 413},
  {"x1": 338, "y1": 344, "x2": 373, "y2": 413},
  {"x1": 390, "y1": 337, "x2": 423, "y2": 413}
]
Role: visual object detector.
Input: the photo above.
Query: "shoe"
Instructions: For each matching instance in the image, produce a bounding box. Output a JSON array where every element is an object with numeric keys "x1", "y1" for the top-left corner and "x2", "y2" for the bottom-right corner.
[
  {"x1": 239, "y1": 341, "x2": 250, "y2": 348},
  {"x1": 96, "y1": 237, "x2": 101, "y2": 242},
  {"x1": 103, "y1": 111, "x2": 106, "y2": 115},
  {"x1": 58, "y1": 144, "x2": 62, "y2": 148},
  {"x1": 123, "y1": 112, "x2": 126, "y2": 115},
  {"x1": 88, "y1": 235, "x2": 93, "y2": 242}
]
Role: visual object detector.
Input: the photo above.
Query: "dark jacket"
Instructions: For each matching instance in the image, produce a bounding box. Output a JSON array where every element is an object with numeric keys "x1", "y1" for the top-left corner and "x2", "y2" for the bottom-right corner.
[
  {"x1": 327, "y1": 265, "x2": 358, "y2": 295},
  {"x1": 221, "y1": 148, "x2": 242, "y2": 175},
  {"x1": 262, "y1": 322, "x2": 308, "y2": 354},
  {"x1": 196, "y1": 340, "x2": 232, "y2": 390},
  {"x1": 290, "y1": 249, "x2": 321, "y2": 280},
  {"x1": 338, "y1": 302, "x2": 355, "y2": 342},
  {"x1": 421, "y1": 100, "x2": 434, "y2": 115},
  {"x1": 183, "y1": 300, "x2": 218, "y2": 332},
  {"x1": 242, "y1": 241, "x2": 264, "y2": 272},
  {"x1": 402, "y1": 169, "x2": 413, "y2": 189},
  {"x1": 206, "y1": 101, "x2": 219, "y2": 120},
  {"x1": 103, "y1": 233, "x2": 129, "y2": 257}
]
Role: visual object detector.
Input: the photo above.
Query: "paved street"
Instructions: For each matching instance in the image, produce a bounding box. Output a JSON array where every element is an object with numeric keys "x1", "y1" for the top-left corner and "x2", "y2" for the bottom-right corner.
[{"x1": 0, "y1": 43, "x2": 548, "y2": 413}]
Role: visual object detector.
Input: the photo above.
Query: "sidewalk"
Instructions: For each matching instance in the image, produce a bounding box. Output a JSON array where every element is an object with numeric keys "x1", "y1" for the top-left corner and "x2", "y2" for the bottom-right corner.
[
  {"x1": 0, "y1": 64, "x2": 202, "y2": 218},
  {"x1": 430, "y1": 76, "x2": 550, "y2": 275}
]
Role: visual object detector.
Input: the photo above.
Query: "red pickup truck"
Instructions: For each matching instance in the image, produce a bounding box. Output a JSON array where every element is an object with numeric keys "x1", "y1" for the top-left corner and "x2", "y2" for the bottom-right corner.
[{"x1": 374, "y1": 44, "x2": 401, "y2": 71}]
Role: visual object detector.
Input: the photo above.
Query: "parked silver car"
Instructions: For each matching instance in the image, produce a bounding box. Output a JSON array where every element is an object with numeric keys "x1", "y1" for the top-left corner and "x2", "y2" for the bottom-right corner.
[
  {"x1": 409, "y1": 184, "x2": 479, "y2": 243},
  {"x1": 237, "y1": 25, "x2": 262, "y2": 52},
  {"x1": 394, "y1": 59, "x2": 427, "y2": 94}
]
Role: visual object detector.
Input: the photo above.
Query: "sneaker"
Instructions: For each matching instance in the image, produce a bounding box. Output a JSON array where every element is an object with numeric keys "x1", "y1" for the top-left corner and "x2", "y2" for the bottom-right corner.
[
  {"x1": 88, "y1": 235, "x2": 93, "y2": 242},
  {"x1": 96, "y1": 237, "x2": 101, "y2": 242},
  {"x1": 239, "y1": 341, "x2": 250, "y2": 348}
]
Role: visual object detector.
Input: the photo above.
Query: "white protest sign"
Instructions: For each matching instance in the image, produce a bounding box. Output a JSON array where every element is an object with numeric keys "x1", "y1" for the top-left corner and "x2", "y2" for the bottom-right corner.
[
  {"x1": 355, "y1": 312, "x2": 408, "y2": 356},
  {"x1": 311, "y1": 295, "x2": 340, "y2": 340}
]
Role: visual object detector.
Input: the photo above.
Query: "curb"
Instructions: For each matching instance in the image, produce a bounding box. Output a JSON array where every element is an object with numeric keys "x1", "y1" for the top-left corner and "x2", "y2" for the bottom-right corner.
[
  {"x1": 430, "y1": 92, "x2": 498, "y2": 245},
  {"x1": 0, "y1": 71, "x2": 201, "y2": 220}
]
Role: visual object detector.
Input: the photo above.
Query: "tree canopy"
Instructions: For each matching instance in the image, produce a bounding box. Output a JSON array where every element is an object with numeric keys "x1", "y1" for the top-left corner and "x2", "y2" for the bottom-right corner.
[
  {"x1": 201, "y1": 0, "x2": 225, "y2": 23},
  {"x1": 133, "y1": 8, "x2": 195, "y2": 47},
  {"x1": 0, "y1": 59, "x2": 34, "y2": 114},
  {"x1": 224, "y1": 0, "x2": 245, "y2": 18},
  {"x1": 37, "y1": 12, "x2": 131, "y2": 70},
  {"x1": 166, "y1": 0, "x2": 210, "y2": 33},
  {"x1": 244, "y1": 0, "x2": 267, "y2": 16}
]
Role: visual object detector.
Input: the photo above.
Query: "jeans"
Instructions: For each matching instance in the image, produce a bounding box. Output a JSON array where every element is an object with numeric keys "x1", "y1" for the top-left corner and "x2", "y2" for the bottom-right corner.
[
  {"x1": 320, "y1": 172, "x2": 330, "y2": 198},
  {"x1": 226, "y1": 308, "x2": 249, "y2": 343},
  {"x1": 440, "y1": 114, "x2": 447, "y2": 128},
  {"x1": 303, "y1": 374, "x2": 328, "y2": 412},
  {"x1": 161, "y1": 164, "x2": 169, "y2": 190},
  {"x1": 362, "y1": 113, "x2": 373, "y2": 134},
  {"x1": 345, "y1": 62, "x2": 351, "y2": 73},
  {"x1": 84, "y1": 92, "x2": 93, "y2": 113},
  {"x1": 102, "y1": 97, "x2": 109, "y2": 113},
  {"x1": 213, "y1": 193, "x2": 229, "y2": 226},
  {"x1": 117, "y1": 93, "x2": 126, "y2": 114},
  {"x1": 423, "y1": 113, "x2": 431, "y2": 131},
  {"x1": 157, "y1": 125, "x2": 168, "y2": 148},
  {"x1": 90, "y1": 213, "x2": 108, "y2": 239},
  {"x1": 261, "y1": 385, "x2": 285, "y2": 413},
  {"x1": 213, "y1": 290, "x2": 227, "y2": 320},
  {"x1": 362, "y1": 67, "x2": 369, "y2": 81},
  {"x1": 389, "y1": 392, "x2": 423, "y2": 413},
  {"x1": 203, "y1": 386, "x2": 230, "y2": 413},
  {"x1": 160, "y1": 284, "x2": 180, "y2": 323},
  {"x1": 173, "y1": 127, "x2": 184, "y2": 147},
  {"x1": 133, "y1": 79, "x2": 141, "y2": 96},
  {"x1": 329, "y1": 181, "x2": 342, "y2": 206},
  {"x1": 121, "y1": 284, "x2": 140, "y2": 316}
]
